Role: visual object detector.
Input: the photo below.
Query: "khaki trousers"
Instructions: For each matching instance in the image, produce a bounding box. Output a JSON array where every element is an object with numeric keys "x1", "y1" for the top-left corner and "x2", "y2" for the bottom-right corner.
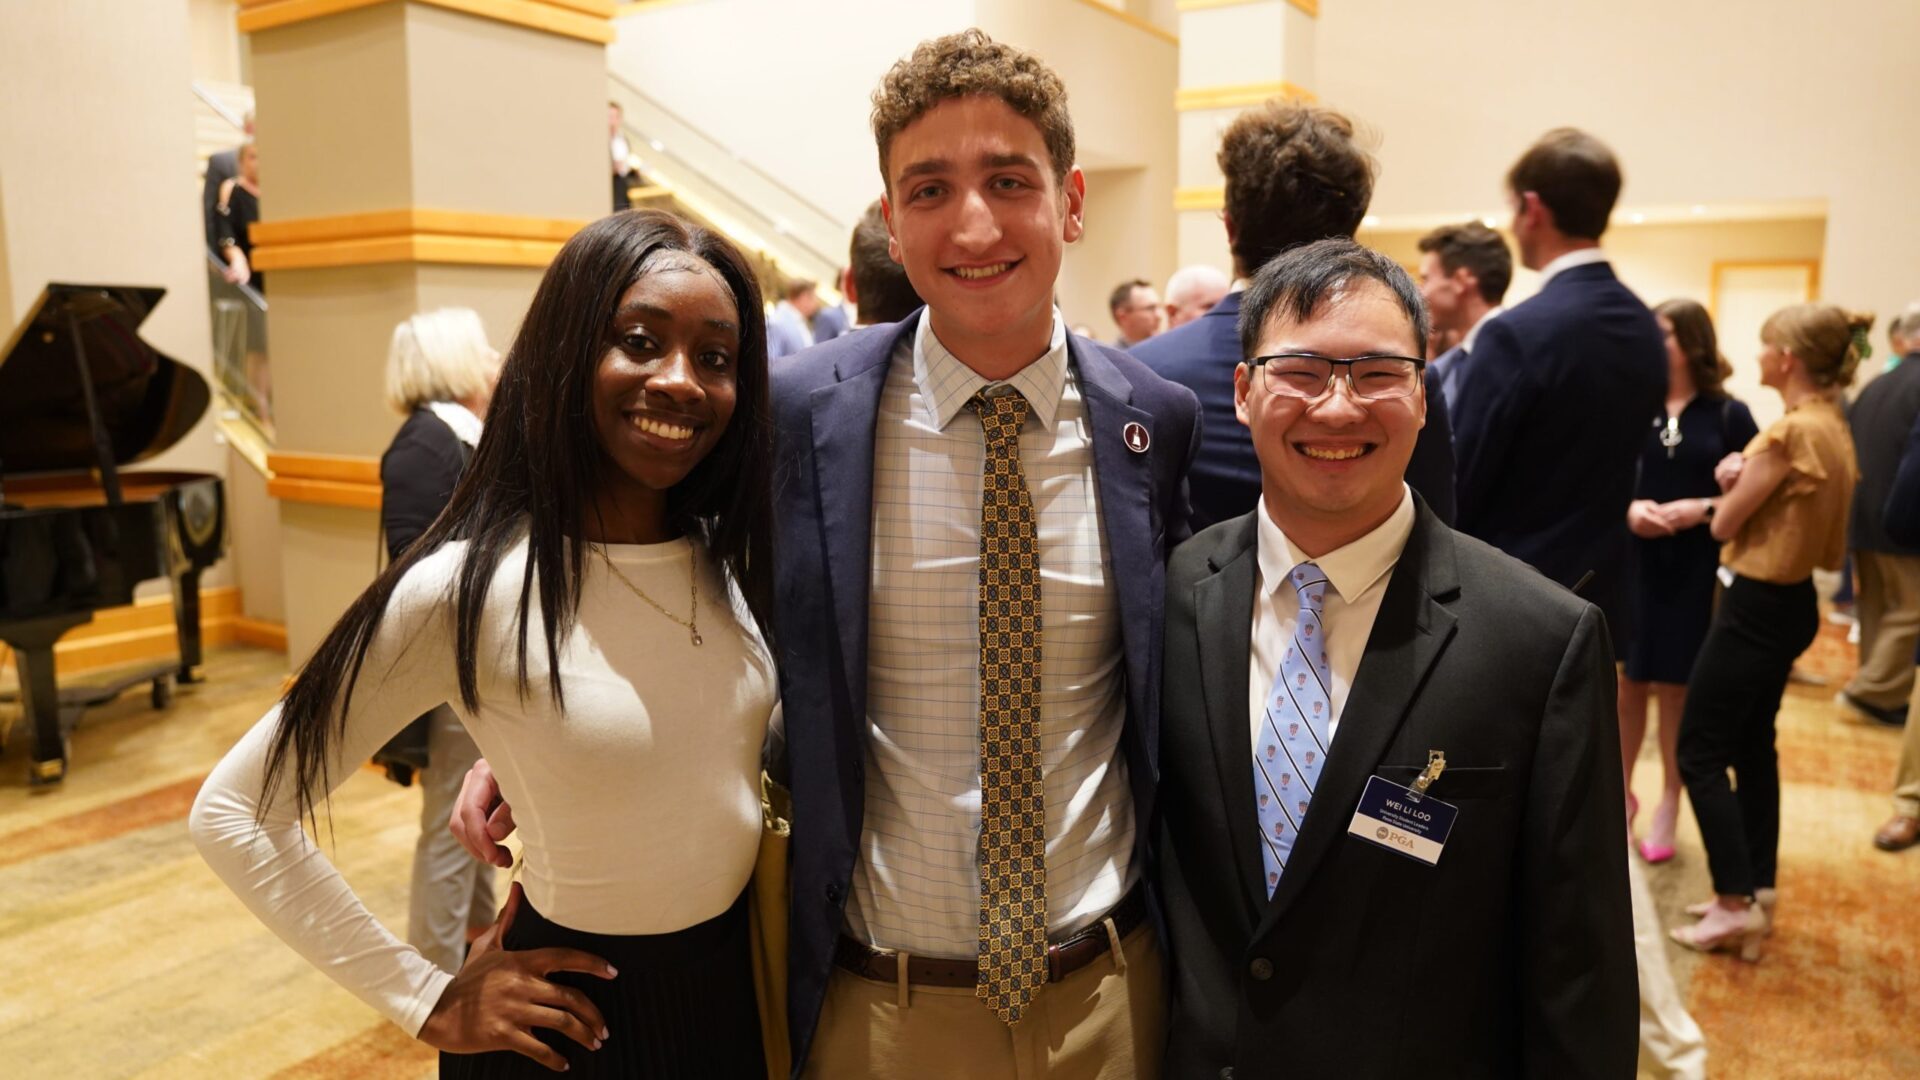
[
  {"x1": 1628, "y1": 844, "x2": 1706, "y2": 1079},
  {"x1": 1891, "y1": 669, "x2": 1920, "y2": 818},
  {"x1": 805, "y1": 921, "x2": 1166, "y2": 1080},
  {"x1": 1847, "y1": 550, "x2": 1920, "y2": 710},
  {"x1": 407, "y1": 704, "x2": 496, "y2": 974}
]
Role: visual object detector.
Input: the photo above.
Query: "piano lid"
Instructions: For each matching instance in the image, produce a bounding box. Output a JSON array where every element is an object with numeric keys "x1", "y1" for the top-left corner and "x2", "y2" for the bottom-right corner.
[{"x1": 0, "y1": 283, "x2": 210, "y2": 475}]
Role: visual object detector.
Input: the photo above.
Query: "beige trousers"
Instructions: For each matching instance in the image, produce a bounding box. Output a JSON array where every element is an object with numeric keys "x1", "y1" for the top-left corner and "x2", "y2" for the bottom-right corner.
[
  {"x1": 1890, "y1": 669, "x2": 1920, "y2": 818},
  {"x1": 1629, "y1": 843, "x2": 1707, "y2": 1079},
  {"x1": 805, "y1": 921, "x2": 1166, "y2": 1080},
  {"x1": 1847, "y1": 551, "x2": 1920, "y2": 710}
]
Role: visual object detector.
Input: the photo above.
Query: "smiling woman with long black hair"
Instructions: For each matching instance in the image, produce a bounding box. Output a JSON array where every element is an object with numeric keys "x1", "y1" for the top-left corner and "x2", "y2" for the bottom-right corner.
[{"x1": 190, "y1": 210, "x2": 776, "y2": 1078}]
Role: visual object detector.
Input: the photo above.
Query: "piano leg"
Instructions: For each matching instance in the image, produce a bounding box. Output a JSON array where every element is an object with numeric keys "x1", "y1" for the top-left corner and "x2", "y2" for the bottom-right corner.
[
  {"x1": 8, "y1": 613, "x2": 89, "y2": 788},
  {"x1": 170, "y1": 567, "x2": 205, "y2": 684}
]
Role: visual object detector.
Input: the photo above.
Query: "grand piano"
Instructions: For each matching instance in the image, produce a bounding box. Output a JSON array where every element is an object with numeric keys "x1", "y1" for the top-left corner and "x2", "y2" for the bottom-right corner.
[{"x1": 0, "y1": 283, "x2": 228, "y2": 787}]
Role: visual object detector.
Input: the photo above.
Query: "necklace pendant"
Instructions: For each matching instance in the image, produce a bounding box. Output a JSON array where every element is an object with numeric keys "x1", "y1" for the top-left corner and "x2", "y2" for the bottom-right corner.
[{"x1": 690, "y1": 628, "x2": 703, "y2": 647}]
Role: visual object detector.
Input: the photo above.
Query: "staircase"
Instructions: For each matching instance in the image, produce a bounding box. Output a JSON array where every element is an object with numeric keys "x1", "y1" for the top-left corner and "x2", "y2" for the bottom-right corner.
[{"x1": 192, "y1": 81, "x2": 253, "y2": 180}]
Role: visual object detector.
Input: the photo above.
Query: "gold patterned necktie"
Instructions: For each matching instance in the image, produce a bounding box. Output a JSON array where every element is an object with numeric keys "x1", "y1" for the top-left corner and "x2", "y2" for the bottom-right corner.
[{"x1": 968, "y1": 385, "x2": 1047, "y2": 1025}]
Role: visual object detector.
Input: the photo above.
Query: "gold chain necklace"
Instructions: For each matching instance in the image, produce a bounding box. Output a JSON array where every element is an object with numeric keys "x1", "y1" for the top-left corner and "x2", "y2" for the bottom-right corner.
[{"x1": 596, "y1": 541, "x2": 702, "y2": 646}]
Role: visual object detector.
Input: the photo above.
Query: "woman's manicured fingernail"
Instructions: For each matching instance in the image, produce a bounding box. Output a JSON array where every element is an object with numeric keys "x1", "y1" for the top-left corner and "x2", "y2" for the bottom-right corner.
[
  {"x1": 606, "y1": 965, "x2": 618, "y2": 978},
  {"x1": 600, "y1": 1026, "x2": 610, "y2": 1040}
]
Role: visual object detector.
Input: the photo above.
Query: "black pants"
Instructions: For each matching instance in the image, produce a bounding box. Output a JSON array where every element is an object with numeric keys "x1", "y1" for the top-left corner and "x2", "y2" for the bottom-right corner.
[
  {"x1": 1678, "y1": 574, "x2": 1818, "y2": 897},
  {"x1": 440, "y1": 889, "x2": 765, "y2": 1079}
]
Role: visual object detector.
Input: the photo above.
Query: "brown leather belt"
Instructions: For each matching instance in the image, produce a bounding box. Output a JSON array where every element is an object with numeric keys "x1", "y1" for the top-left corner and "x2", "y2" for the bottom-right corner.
[{"x1": 833, "y1": 884, "x2": 1147, "y2": 988}]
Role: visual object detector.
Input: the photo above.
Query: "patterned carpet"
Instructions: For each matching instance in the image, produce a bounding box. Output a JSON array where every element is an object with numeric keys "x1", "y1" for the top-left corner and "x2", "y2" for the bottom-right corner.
[
  {"x1": 1, "y1": 634, "x2": 1914, "y2": 1077},
  {"x1": 1634, "y1": 620, "x2": 1919, "y2": 1078}
]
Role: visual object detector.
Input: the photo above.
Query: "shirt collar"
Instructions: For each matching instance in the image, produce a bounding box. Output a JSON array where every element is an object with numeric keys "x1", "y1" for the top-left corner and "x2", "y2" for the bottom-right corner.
[
  {"x1": 1460, "y1": 304, "x2": 1505, "y2": 354},
  {"x1": 424, "y1": 400, "x2": 483, "y2": 447},
  {"x1": 1256, "y1": 485, "x2": 1417, "y2": 602},
  {"x1": 912, "y1": 306, "x2": 1071, "y2": 433},
  {"x1": 1536, "y1": 247, "x2": 1609, "y2": 289}
]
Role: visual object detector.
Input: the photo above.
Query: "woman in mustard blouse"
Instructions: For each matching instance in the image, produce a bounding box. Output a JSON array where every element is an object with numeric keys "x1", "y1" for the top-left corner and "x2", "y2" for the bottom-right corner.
[{"x1": 1670, "y1": 303, "x2": 1870, "y2": 961}]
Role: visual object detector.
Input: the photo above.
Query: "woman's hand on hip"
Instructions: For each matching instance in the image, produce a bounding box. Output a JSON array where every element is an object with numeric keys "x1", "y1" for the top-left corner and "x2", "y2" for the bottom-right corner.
[{"x1": 419, "y1": 882, "x2": 616, "y2": 1071}]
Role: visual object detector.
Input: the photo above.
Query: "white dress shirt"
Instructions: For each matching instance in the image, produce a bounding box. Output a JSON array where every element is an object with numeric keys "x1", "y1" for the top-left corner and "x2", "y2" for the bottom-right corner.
[
  {"x1": 852, "y1": 309, "x2": 1133, "y2": 959},
  {"x1": 1459, "y1": 304, "x2": 1505, "y2": 355},
  {"x1": 1535, "y1": 247, "x2": 1610, "y2": 290},
  {"x1": 1248, "y1": 487, "x2": 1417, "y2": 753}
]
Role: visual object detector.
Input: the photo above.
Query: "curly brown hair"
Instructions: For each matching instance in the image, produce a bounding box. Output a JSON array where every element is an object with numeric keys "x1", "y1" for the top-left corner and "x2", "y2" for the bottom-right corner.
[
  {"x1": 870, "y1": 30, "x2": 1075, "y2": 193},
  {"x1": 1218, "y1": 100, "x2": 1376, "y2": 276}
]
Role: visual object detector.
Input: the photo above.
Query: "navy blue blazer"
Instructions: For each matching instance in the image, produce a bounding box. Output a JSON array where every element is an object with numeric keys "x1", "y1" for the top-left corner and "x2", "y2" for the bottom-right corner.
[
  {"x1": 1885, "y1": 405, "x2": 1920, "y2": 550},
  {"x1": 1848, "y1": 353, "x2": 1920, "y2": 555},
  {"x1": 1450, "y1": 261, "x2": 1666, "y2": 646},
  {"x1": 1130, "y1": 290, "x2": 1457, "y2": 533},
  {"x1": 769, "y1": 313, "x2": 1200, "y2": 1074}
]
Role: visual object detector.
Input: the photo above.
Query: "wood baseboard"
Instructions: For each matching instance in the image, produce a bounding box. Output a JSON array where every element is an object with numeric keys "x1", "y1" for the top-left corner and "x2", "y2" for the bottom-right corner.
[{"x1": 0, "y1": 588, "x2": 289, "y2": 684}]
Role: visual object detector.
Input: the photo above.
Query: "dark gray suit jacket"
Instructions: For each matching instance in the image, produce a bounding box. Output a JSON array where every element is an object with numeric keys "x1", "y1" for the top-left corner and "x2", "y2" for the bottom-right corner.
[{"x1": 1155, "y1": 501, "x2": 1636, "y2": 1079}]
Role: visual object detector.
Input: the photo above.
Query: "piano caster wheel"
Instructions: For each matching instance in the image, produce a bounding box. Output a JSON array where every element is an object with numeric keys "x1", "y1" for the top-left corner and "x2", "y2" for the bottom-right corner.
[
  {"x1": 177, "y1": 667, "x2": 203, "y2": 686},
  {"x1": 151, "y1": 675, "x2": 174, "y2": 710},
  {"x1": 30, "y1": 755, "x2": 67, "y2": 788}
]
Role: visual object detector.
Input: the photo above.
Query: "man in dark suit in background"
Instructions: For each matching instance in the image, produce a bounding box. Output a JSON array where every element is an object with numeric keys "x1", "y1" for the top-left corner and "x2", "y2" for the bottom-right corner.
[
  {"x1": 1416, "y1": 220, "x2": 1510, "y2": 421},
  {"x1": 201, "y1": 109, "x2": 252, "y2": 251},
  {"x1": 1156, "y1": 238, "x2": 1636, "y2": 1078},
  {"x1": 841, "y1": 199, "x2": 923, "y2": 328},
  {"x1": 1840, "y1": 302, "x2": 1920, "y2": 729},
  {"x1": 1132, "y1": 100, "x2": 1456, "y2": 533},
  {"x1": 1450, "y1": 128, "x2": 1666, "y2": 652}
]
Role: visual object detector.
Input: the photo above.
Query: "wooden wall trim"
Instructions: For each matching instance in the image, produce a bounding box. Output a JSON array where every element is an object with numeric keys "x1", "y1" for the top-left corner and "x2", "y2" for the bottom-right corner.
[
  {"x1": 1177, "y1": 0, "x2": 1317, "y2": 14},
  {"x1": 1175, "y1": 186, "x2": 1226, "y2": 212},
  {"x1": 1176, "y1": 81, "x2": 1315, "y2": 111},
  {"x1": 238, "y1": 0, "x2": 616, "y2": 45},
  {"x1": 2, "y1": 587, "x2": 266, "y2": 678},
  {"x1": 1066, "y1": 0, "x2": 1179, "y2": 45},
  {"x1": 265, "y1": 452, "x2": 383, "y2": 509},
  {"x1": 233, "y1": 617, "x2": 292, "y2": 652},
  {"x1": 250, "y1": 209, "x2": 589, "y2": 271}
]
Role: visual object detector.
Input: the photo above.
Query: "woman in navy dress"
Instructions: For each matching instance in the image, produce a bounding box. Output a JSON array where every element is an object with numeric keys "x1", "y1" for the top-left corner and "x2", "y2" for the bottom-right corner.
[{"x1": 1622, "y1": 299, "x2": 1759, "y2": 863}]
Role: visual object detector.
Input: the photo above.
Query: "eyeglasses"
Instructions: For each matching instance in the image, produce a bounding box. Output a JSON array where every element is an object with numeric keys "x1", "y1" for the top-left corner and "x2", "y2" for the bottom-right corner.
[{"x1": 1249, "y1": 352, "x2": 1427, "y2": 401}]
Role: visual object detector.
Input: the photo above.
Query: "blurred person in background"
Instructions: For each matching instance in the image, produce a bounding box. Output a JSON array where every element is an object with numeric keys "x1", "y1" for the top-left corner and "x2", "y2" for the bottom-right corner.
[
  {"x1": 609, "y1": 100, "x2": 640, "y2": 212},
  {"x1": 1416, "y1": 221, "x2": 1510, "y2": 419},
  {"x1": 844, "y1": 198, "x2": 923, "y2": 327},
  {"x1": 1450, "y1": 128, "x2": 1667, "y2": 664},
  {"x1": 1162, "y1": 264, "x2": 1230, "y2": 330},
  {"x1": 213, "y1": 140, "x2": 261, "y2": 290},
  {"x1": 1875, "y1": 398, "x2": 1920, "y2": 851},
  {"x1": 1837, "y1": 300, "x2": 1920, "y2": 727},
  {"x1": 769, "y1": 276, "x2": 819, "y2": 359},
  {"x1": 1619, "y1": 300, "x2": 1758, "y2": 865},
  {"x1": 1109, "y1": 278, "x2": 1162, "y2": 349},
  {"x1": 1672, "y1": 303, "x2": 1866, "y2": 961},
  {"x1": 378, "y1": 308, "x2": 504, "y2": 976},
  {"x1": 1132, "y1": 100, "x2": 1456, "y2": 532},
  {"x1": 811, "y1": 268, "x2": 853, "y2": 342},
  {"x1": 203, "y1": 108, "x2": 253, "y2": 250}
]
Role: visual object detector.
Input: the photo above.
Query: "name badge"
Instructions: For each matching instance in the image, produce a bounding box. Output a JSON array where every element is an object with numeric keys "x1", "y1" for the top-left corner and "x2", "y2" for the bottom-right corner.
[{"x1": 1347, "y1": 775, "x2": 1458, "y2": 866}]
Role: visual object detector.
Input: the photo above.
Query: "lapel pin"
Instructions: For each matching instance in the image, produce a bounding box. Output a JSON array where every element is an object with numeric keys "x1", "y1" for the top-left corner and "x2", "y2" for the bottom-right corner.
[{"x1": 1122, "y1": 421, "x2": 1150, "y2": 453}]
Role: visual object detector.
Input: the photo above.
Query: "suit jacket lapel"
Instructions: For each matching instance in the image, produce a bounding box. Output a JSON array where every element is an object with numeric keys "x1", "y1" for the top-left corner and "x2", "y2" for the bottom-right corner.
[
  {"x1": 807, "y1": 325, "x2": 909, "y2": 724},
  {"x1": 1257, "y1": 504, "x2": 1461, "y2": 934},
  {"x1": 1072, "y1": 337, "x2": 1163, "y2": 772},
  {"x1": 1194, "y1": 515, "x2": 1269, "y2": 916}
]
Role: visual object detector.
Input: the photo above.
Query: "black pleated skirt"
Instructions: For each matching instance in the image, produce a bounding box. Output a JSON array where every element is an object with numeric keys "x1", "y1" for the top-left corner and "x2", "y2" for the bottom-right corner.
[{"x1": 439, "y1": 889, "x2": 765, "y2": 1079}]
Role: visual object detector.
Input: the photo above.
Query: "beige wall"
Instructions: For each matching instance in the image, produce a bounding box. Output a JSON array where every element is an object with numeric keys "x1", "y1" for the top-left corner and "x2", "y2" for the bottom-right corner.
[
  {"x1": 188, "y1": 0, "x2": 245, "y2": 85},
  {"x1": 0, "y1": 0, "x2": 231, "y2": 594},
  {"x1": 1317, "y1": 0, "x2": 1920, "y2": 353}
]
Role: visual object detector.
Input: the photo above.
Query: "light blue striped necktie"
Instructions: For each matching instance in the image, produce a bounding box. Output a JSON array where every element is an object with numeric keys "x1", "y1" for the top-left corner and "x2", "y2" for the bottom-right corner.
[{"x1": 1253, "y1": 560, "x2": 1334, "y2": 898}]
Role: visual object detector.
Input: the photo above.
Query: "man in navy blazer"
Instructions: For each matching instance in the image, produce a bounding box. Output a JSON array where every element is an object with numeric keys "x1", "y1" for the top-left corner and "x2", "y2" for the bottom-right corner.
[
  {"x1": 1451, "y1": 129, "x2": 1666, "y2": 651},
  {"x1": 769, "y1": 34, "x2": 1196, "y2": 1077},
  {"x1": 1132, "y1": 100, "x2": 1455, "y2": 533}
]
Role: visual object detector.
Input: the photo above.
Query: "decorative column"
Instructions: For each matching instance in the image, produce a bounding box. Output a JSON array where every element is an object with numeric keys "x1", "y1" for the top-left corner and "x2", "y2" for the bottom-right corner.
[
  {"x1": 237, "y1": 0, "x2": 611, "y2": 658},
  {"x1": 1172, "y1": 0, "x2": 1318, "y2": 274}
]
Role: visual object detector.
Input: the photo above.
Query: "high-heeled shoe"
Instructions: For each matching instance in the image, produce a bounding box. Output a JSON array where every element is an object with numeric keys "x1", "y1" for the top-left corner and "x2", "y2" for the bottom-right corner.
[
  {"x1": 1638, "y1": 839, "x2": 1676, "y2": 863},
  {"x1": 1669, "y1": 902, "x2": 1767, "y2": 962},
  {"x1": 1638, "y1": 799, "x2": 1678, "y2": 863},
  {"x1": 1686, "y1": 888, "x2": 1776, "y2": 933}
]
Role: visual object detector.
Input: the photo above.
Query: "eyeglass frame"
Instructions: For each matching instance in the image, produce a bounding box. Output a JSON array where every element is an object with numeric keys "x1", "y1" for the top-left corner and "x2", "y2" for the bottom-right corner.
[{"x1": 1246, "y1": 351, "x2": 1429, "y2": 402}]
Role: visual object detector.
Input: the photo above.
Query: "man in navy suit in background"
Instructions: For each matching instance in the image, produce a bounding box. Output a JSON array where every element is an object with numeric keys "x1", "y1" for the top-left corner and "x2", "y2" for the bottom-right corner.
[
  {"x1": 1451, "y1": 128, "x2": 1666, "y2": 653},
  {"x1": 1416, "y1": 220, "x2": 1511, "y2": 423},
  {"x1": 1133, "y1": 100, "x2": 1456, "y2": 533}
]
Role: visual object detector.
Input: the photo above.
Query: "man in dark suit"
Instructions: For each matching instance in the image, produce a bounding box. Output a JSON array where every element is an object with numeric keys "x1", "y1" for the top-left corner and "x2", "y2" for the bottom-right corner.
[
  {"x1": 1156, "y1": 238, "x2": 1636, "y2": 1078},
  {"x1": 1132, "y1": 100, "x2": 1456, "y2": 533},
  {"x1": 1841, "y1": 305, "x2": 1920, "y2": 729},
  {"x1": 1415, "y1": 221, "x2": 1511, "y2": 421},
  {"x1": 201, "y1": 109, "x2": 252, "y2": 251},
  {"x1": 1450, "y1": 129, "x2": 1667, "y2": 652}
]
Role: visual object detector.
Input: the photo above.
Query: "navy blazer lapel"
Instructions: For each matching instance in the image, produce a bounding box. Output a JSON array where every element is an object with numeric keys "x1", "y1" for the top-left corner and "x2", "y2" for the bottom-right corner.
[
  {"x1": 1257, "y1": 504, "x2": 1461, "y2": 934},
  {"x1": 807, "y1": 324, "x2": 909, "y2": 724},
  {"x1": 1073, "y1": 336, "x2": 1162, "y2": 753},
  {"x1": 1194, "y1": 516, "x2": 1269, "y2": 915}
]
